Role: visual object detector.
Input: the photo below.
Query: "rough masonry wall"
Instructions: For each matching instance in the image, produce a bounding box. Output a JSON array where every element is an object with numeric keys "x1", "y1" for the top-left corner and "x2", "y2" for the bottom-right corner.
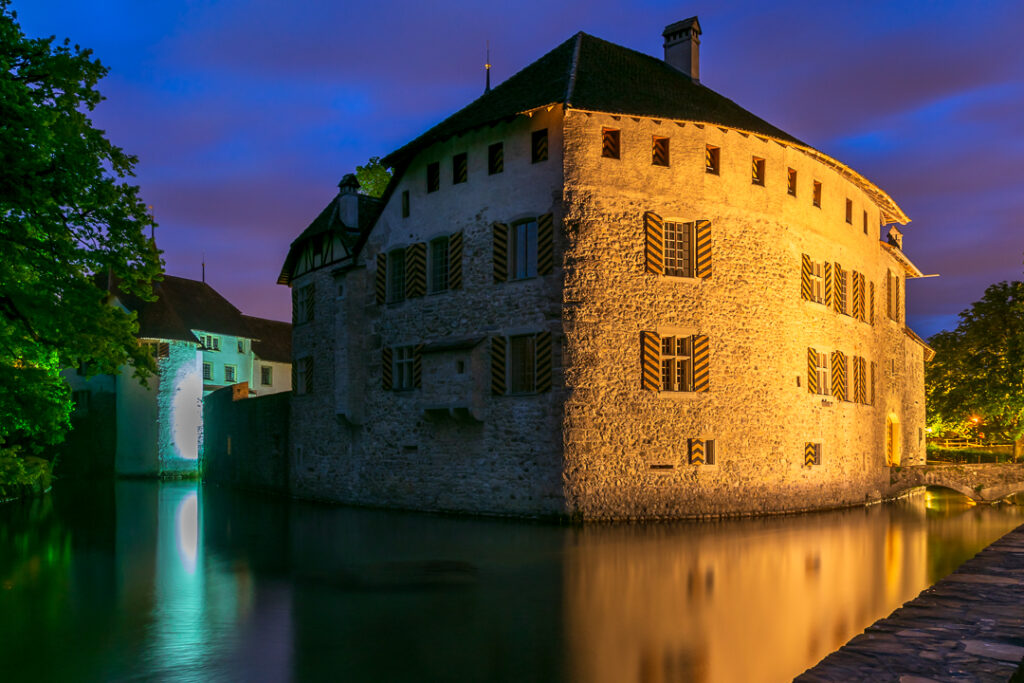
[
  {"x1": 560, "y1": 110, "x2": 926, "y2": 519},
  {"x1": 289, "y1": 108, "x2": 568, "y2": 516},
  {"x1": 203, "y1": 388, "x2": 289, "y2": 494}
]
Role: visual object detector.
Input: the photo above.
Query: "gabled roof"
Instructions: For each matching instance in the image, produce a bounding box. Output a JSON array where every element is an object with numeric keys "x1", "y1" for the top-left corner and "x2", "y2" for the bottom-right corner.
[
  {"x1": 243, "y1": 315, "x2": 292, "y2": 363},
  {"x1": 108, "y1": 274, "x2": 254, "y2": 343}
]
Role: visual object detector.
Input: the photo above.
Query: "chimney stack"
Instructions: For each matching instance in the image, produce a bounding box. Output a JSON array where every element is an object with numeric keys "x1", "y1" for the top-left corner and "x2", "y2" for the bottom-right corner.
[
  {"x1": 662, "y1": 17, "x2": 701, "y2": 82},
  {"x1": 337, "y1": 174, "x2": 360, "y2": 231}
]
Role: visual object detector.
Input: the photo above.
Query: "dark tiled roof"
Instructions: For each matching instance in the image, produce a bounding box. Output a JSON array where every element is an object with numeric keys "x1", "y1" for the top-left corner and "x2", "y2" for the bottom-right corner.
[
  {"x1": 243, "y1": 315, "x2": 292, "y2": 363},
  {"x1": 109, "y1": 274, "x2": 253, "y2": 342},
  {"x1": 383, "y1": 32, "x2": 804, "y2": 169},
  {"x1": 278, "y1": 193, "x2": 383, "y2": 285}
]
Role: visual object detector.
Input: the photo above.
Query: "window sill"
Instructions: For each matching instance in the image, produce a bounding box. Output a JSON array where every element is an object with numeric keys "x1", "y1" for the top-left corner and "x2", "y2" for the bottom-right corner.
[
  {"x1": 659, "y1": 274, "x2": 702, "y2": 282},
  {"x1": 658, "y1": 391, "x2": 702, "y2": 401}
]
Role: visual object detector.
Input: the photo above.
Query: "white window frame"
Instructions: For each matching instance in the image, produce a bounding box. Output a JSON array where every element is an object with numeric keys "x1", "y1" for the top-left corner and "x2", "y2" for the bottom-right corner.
[
  {"x1": 202, "y1": 362, "x2": 212, "y2": 381},
  {"x1": 664, "y1": 222, "x2": 695, "y2": 278},
  {"x1": 393, "y1": 346, "x2": 415, "y2": 391},
  {"x1": 224, "y1": 364, "x2": 237, "y2": 383},
  {"x1": 660, "y1": 336, "x2": 694, "y2": 392},
  {"x1": 810, "y1": 261, "x2": 824, "y2": 303},
  {"x1": 815, "y1": 352, "x2": 830, "y2": 396},
  {"x1": 510, "y1": 220, "x2": 538, "y2": 281},
  {"x1": 428, "y1": 235, "x2": 449, "y2": 294}
]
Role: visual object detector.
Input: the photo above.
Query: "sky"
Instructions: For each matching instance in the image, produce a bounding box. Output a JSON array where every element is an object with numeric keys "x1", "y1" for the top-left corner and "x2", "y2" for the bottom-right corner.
[{"x1": 14, "y1": 0, "x2": 1024, "y2": 336}]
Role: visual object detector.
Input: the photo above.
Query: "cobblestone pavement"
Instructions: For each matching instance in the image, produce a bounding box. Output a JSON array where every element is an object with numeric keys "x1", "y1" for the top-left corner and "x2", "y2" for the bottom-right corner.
[{"x1": 796, "y1": 524, "x2": 1024, "y2": 682}]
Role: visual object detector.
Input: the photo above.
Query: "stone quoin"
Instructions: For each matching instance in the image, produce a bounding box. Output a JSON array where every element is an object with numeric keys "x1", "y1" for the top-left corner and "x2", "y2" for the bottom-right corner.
[{"x1": 279, "y1": 18, "x2": 931, "y2": 519}]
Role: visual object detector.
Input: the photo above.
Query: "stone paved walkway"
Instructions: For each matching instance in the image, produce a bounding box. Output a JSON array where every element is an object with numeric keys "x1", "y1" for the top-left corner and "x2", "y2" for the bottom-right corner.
[{"x1": 796, "y1": 524, "x2": 1024, "y2": 682}]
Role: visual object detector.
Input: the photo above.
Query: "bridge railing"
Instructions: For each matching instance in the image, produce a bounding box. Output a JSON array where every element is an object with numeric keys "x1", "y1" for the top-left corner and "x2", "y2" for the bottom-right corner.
[{"x1": 927, "y1": 441, "x2": 1015, "y2": 465}]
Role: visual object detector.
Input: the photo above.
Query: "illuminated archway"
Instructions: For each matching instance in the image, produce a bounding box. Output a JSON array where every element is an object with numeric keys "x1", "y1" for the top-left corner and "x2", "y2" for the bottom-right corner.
[{"x1": 886, "y1": 414, "x2": 901, "y2": 467}]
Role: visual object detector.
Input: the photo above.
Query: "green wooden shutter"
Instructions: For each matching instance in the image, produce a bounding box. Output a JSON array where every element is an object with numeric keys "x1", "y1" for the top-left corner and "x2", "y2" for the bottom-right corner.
[
  {"x1": 823, "y1": 263, "x2": 833, "y2": 308},
  {"x1": 800, "y1": 254, "x2": 813, "y2": 301},
  {"x1": 537, "y1": 213, "x2": 554, "y2": 276},
  {"x1": 490, "y1": 336, "x2": 506, "y2": 395},
  {"x1": 375, "y1": 253, "x2": 387, "y2": 305},
  {"x1": 689, "y1": 438, "x2": 705, "y2": 465},
  {"x1": 492, "y1": 222, "x2": 508, "y2": 283},
  {"x1": 807, "y1": 347, "x2": 819, "y2": 394},
  {"x1": 535, "y1": 331, "x2": 552, "y2": 392},
  {"x1": 448, "y1": 231, "x2": 463, "y2": 290},
  {"x1": 406, "y1": 243, "x2": 426, "y2": 298},
  {"x1": 413, "y1": 344, "x2": 423, "y2": 389},
  {"x1": 381, "y1": 346, "x2": 392, "y2": 391},
  {"x1": 641, "y1": 331, "x2": 661, "y2": 391},
  {"x1": 692, "y1": 334, "x2": 710, "y2": 393},
  {"x1": 695, "y1": 220, "x2": 712, "y2": 279},
  {"x1": 831, "y1": 350, "x2": 847, "y2": 401},
  {"x1": 643, "y1": 212, "x2": 664, "y2": 275}
]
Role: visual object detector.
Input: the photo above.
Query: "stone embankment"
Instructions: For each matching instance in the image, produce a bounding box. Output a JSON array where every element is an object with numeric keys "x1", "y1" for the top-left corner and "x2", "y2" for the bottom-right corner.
[{"x1": 796, "y1": 524, "x2": 1024, "y2": 681}]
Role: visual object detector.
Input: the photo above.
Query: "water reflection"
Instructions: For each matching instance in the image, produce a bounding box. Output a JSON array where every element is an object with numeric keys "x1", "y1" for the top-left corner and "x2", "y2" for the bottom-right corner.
[{"x1": 0, "y1": 483, "x2": 1020, "y2": 682}]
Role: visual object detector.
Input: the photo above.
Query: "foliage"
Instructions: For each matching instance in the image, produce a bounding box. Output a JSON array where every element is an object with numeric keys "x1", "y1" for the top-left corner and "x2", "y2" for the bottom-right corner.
[
  {"x1": 926, "y1": 279, "x2": 1024, "y2": 445},
  {"x1": 354, "y1": 156, "x2": 392, "y2": 198},
  {"x1": 926, "y1": 445, "x2": 1013, "y2": 465},
  {"x1": 0, "y1": 2, "x2": 162, "y2": 472},
  {"x1": 0, "y1": 452, "x2": 53, "y2": 500}
]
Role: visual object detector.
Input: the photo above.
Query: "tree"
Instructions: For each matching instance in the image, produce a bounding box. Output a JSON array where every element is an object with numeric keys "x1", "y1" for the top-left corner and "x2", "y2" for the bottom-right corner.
[
  {"x1": 354, "y1": 156, "x2": 391, "y2": 198},
  {"x1": 926, "y1": 279, "x2": 1024, "y2": 457},
  {"x1": 0, "y1": 2, "x2": 162, "y2": 470}
]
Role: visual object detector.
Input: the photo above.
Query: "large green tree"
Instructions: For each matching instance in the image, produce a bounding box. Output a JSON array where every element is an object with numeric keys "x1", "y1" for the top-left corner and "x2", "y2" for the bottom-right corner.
[
  {"x1": 926, "y1": 278, "x2": 1024, "y2": 456},
  {"x1": 0, "y1": 2, "x2": 162, "y2": 467},
  {"x1": 354, "y1": 156, "x2": 391, "y2": 198}
]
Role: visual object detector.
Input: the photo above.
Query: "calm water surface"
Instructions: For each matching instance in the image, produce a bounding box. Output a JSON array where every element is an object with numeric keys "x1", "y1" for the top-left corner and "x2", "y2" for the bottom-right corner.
[{"x1": 1, "y1": 481, "x2": 1022, "y2": 682}]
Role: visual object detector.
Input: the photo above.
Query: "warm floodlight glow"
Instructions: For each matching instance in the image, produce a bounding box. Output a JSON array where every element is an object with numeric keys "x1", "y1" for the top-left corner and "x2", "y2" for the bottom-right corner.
[
  {"x1": 176, "y1": 491, "x2": 199, "y2": 574},
  {"x1": 172, "y1": 364, "x2": 201, "y2": 460}
]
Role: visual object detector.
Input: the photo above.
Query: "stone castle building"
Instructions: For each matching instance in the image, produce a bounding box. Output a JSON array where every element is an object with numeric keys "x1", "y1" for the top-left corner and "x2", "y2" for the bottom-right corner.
[{"x1": 280, "y1": 18, "x2": 931, "y2": 519}]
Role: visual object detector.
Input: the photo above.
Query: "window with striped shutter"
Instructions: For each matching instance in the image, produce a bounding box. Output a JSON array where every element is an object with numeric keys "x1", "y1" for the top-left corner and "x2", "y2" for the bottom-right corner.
[
  {"x1": 834, "y1": 264, "x2": 847, "y2": 314},
  {"x1": 641, "y1": 331, "x2": 661, "y2": 391},
  {"x1": 688, "y1": 439, "x2": 706, "y2": 465},
  {"x1": 413, "y1": 344, "x2": 423, "y2": 389},
  {"x1": 492, "y1": 222, "x2": 508, "y2": 283},
  {"x1": 448, "y1": 231, "x2": 463, "y2": 289},
  {"x1": 869, "y1": 281, "x2": 875, "y2": 324},
  {"x1": 643, "y1": 212, "x2": 664, "y2": 275},
  {"x1": 303, "y1": 357, "x2": 314, "y2": 394},
  {"x1": 537, "y1": 213, "x2": 554, "y2": 276},
  {"x1": 824, "y1": 262, "x2": 833, "y2": 308},
  {"x1": 871, "y1": 361, "x2": 877, "y2": 405},
  {"x1": 535, "y1": 331, "x2": 552, "y2": 393},
  {"x1": 804, "y1": 442, "x2": 821, "y2": 467},
  {"x1": 406, "y1": 243, "x2": 426, "y2": 298},
  {"x1": 695, "y1": 220, "x2": 712, "y2": 279},
  {"x1": 692, "y1": 335, "x2": 710, "y2": 393},
  {"x1": 831, "y1": 350, "x2": 847, "y2": 401},
  {"x1": 807, "y1": 347, "x2": 819, "y2": 395},
  {"x1": 801, "y1": 254, "x2": 813, "y2": 301},
  {"x1": 381, "y1": 347, "x2": 392, "y2": 390},
  {"x1": 375, "y1": 254, "x2": 386, "y2": 305},
  {"x1": 490, "y1": 336, "x2": 506, "y2": 395}
]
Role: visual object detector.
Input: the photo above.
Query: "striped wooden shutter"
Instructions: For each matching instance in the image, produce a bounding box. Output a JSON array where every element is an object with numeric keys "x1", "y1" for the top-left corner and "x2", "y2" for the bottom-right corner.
[
  {"x1": 852, "y1": 271, "x2": 863, "y2": 321},
  {"x1": 886, "y1": 273, "x2": 893, "y2": 319},
  {"x1": 490, "y1": 336, "x2": 506, "y2": 395},
  {"x1": 448, "y1": 231, "x2": 463, "y2": 289},
  {"x1": 871, "y1": 361, "x2": 877, "y2": 405},
  {"x1": 535, "y1": 331, "x2": 552, "y2": 392},
  {"x1": 692, "y1": 334, "x2": 710, "y2": 393},
  {"x1": 858, "y1": 356, "x2": 868, "y2": 403},
  {"x1": 537, "y1": 213, "x2": 554, "y2": 275},
  {"x1": 894, "y1": 276, "x2": 901, "y2": 322},
  {"x1": 689, "y1": 439, "x2": 705, "y2": 465},
  {"x1": 869, "y1": 281, "x2": 875, "y2": 324},
  {"x1": 859, "y1": 273, "x2": 867, "y2": 321},
  {"x1": 641, "y1": 331, "x2": 661, "y2": 391},
  {"x1": 804, "y1": 442, "x2": 818, "y2": 467},
  {"x1": 375, "y1": 253, "x2": 387, "y2": 305},
  {"x1": 833, "y1": 264, "x2": 844, "y2": 314},
  {"x1": 831, "y1": 350, "x2": 847, "y2": 401},
  {"x1": 412, "y1": 344, "x2": 423, "y2": 389},
  {"x1": 807, "y1": 347, "x2": 819, "y2": 394},
  {"x1": 291, "y1": 361, "x2": 297, "y2": 392},
  {"x1": 643, "y1": 212, "x2": 664, "y2": 275},
  {"x1": 291, "y1": 286, "x2": 298, "y2": 324},
  {"x1": 823, "y1": 262, "x2": 833, "y2": 308},
  {"x1": 695, "y1": 220, "x2": 712, "y2": 279},
  {"x1": 406, "y1": 243, "x2": 426, "y2": 297},
  {"x1": 304, "y1": 357, "x2": 314, "y2": 394},
  {"x1": 492, "y1": 222, "x2": 508, "y2": 283},
  {"x1": 800, "y1": 254, "x2": 813, "y2": 301},
  {"x1": 381, "y1": 346, "x2": 392, "y2": 390}
]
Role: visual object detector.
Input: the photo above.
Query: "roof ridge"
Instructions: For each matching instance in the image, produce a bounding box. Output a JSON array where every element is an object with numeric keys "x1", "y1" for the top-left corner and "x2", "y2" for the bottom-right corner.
[{"x1": 565, "y1": 32, "x2": 584, "y2": 106}]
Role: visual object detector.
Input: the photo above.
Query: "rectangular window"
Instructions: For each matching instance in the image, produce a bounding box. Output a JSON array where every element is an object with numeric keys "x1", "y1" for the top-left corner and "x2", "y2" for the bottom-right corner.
[
  {"x1": 846, "y1": 198, "x2": 853, "y2": 224},
  {"x1": 508, "y1": 334, "x2": 536, "y2": 394},
  {"x1": 863, "y1": 210, "x2": 868, "y2": 235},
  {"x1": 887, "y1": 270, "x2": 900, "y2": 321},
  {"x1": 202, "y1": 362, "x2": 212, "y2": 381},
  {"x1": 426, "y1": 161, "x2": 440, "y2": 193},
  {"x1": 429, "y1": 235, "x2": 449, "y2": 293},
  {"x1": 224, "y1": 365, "x2": 236, "y2": 383},
  {"x1": 705, "y1": 440, "x2": 716, "y2": 466},
  {"x1": 602, "y1": 128, "x2": 620, "y2": 159},
  {"x1": 401, "y1": 190, "x2": 410, "y2": 218},
  {"x1": 488, "y1": 142, "x2": 503, "y2": 174},
  {"x1": 452, "y1": 153, "x2": 467, "y2": 184},
  {"x1": 531, "y1": 129, "x2": 548, "y2": 163},
  {"x1": 664, "y1": 221, "x2": 695, "y2": 277},
  {"x1": 260, "y1": 365, "x2": 272, "y2": 386},
  {"x1": 787, "y1": 168, "x2": 798, "y2": 196},
  {"x1": 705, "y1": 145, "x2": 720, "y2": 174},
  {"x1": 660, "y1": 336, "x2": 693, "y2": 392},
  {"x1": 815, "y1": 352, "x2": 830, "y2": 395},
  {"x1": 393, "y1": 346, "x2": 415, "y2": 390},
  {"x1": 810, "y1": 261, "x2": 824, "y2": 303},
  {"x1": 295, "y1": 356, "x2": 314, "y2": 395},
  {"x1": 812, "y1": 181, "x2": 822, "y2": 208},
  {"x1": 237, "y1": 340, "x2": 244, "y2": 353},
  {"x1": 294, "y1": 285, "x2": 314, "y2": 324},
  {"x1": 752, "y1": 156, "x2": 765, "y2": 186},
  {"x1": 388, "y1": 249, "x2": 406, "y2": 303},
  {"x1": 510, "y1": 220, "x2": 538, "y2": 280},
  {"x1": 836, "y1": 265, "x2": 848, "y2": 314},
  {"x1": 652, "y1": 136, "x2": 670, "y2": 167}
]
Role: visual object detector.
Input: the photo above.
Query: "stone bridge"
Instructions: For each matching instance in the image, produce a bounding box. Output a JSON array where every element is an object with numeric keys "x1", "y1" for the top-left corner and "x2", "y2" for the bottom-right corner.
[{"x1": 888, "y1": 463, "x2": 1024, "y2": 503}]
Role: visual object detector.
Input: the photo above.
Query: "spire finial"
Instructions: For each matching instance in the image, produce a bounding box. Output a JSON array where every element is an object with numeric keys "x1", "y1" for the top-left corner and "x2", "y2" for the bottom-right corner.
[{"x1": 485, "y1": 40, "x2": 491, "y2": 93}]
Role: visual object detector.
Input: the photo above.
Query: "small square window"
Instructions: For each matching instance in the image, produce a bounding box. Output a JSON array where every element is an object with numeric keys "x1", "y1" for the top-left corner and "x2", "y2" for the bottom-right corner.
[
  {"x1": 224, "y1": 365, "x2": 236, "y2": 383},
  {"x1": 531, "y1": 129, "x2": 548, "y2": 163},
  {"x1": 602, "y1": 128, "x2": 620, "y2": 159},
  {"x1": 426, "y1": 162, "x2": 440, "y2": 193},
  {"x1": 202, "y1": 362, "x2": 212, "y2": 381},
  {"x1": 652, "y1": 136, "x2": 670, "y2": 166},
  {"x1": 787, "y1": 168, "x2": 798, "y2": 196},
  {"x1": 452, "y1": 153, "x2": 467, "y2": 185},
  {"x1": 488, "y1": 143, "x2": 503, "y2": 175},
  {"x1": 845, "y1": 198, "x2": 853, "y2": 224},
  {"x1": 705, "y1": 145, "x2": 720, "y2": 175},
  {"x1": 401, "y1": 190, "x2": 410, "y2": 218},
  {"x1": 862, "y1": 210, "x2": 868, "y2": 235},
  {"x1": 812, "y1": 181, "x2": 822, "y2": 208},
  {"x1": 751, "y1": 157, "x2": 765, "y2": 186},
  {"x1": 261, "y1": 365, "x2": 272, "y2": 386}
]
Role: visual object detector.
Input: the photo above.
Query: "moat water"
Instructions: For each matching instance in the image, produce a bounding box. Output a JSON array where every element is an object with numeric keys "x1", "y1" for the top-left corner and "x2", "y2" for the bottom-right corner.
[{"x1": 2, "y1": 481, "x2": 1023, "y2": 682}]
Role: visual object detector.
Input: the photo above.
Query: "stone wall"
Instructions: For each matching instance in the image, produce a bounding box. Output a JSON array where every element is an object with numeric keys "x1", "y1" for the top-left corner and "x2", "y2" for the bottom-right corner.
[
  {"x1": 559, "y1": 110, "x2": 927, "y2": 519},
  {"x1": 203, "y1": 387, "x2": 289, "y2": 494}
]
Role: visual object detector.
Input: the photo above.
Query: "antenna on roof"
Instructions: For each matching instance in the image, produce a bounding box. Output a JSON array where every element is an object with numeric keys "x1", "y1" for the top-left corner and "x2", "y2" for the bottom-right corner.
[
  {"x1": 201, "y1": 252, "x2": 206, "y2": 283},
  {"x1": 485, "y1": 40, "x2": 491, "y2": 94},
  {"x1": 148, "y1": 205, "x2": 155, "y2": 244}
]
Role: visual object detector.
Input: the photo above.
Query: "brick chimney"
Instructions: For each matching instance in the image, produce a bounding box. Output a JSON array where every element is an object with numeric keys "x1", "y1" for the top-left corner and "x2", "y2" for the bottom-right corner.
[
  {"x1": 337, "y1": 174, "x2": 360, "y2": 231},
  {"x1": 663, "y1": 17, "x2": 701, "y2": 82}
]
